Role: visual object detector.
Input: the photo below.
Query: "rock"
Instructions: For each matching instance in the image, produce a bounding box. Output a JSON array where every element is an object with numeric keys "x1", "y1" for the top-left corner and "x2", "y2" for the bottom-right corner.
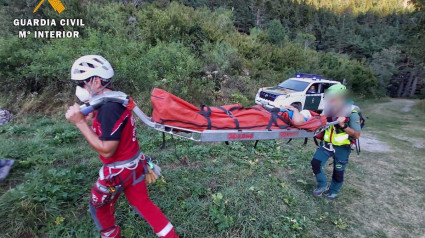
[
  {"x1": 128, "y1": 17, "x2": 137, "y2": 25},
  {"x1": 0, "y1": 159, "x2": 14, "y2": 181},
  {"x1": 0, "y1": 109, "x2": 11, "y2": 126}
]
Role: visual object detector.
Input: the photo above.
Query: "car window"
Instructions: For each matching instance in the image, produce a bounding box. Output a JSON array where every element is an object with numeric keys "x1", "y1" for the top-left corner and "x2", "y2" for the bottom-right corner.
[
  {"x1": 306, "y1": 83, "x2": 320, "y2": 94},
  {"x1": 322, "y1": 83, "x2": 337, "y2": 93},
  {"x1": 278, "y1": 79, "x2": 310, "y2": 92}
]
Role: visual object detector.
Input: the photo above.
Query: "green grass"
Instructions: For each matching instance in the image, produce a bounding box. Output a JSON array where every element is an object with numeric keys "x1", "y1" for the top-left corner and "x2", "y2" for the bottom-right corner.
[
  {"x1": 413, "y1": 99, "x2": 425, "y2": 112},
  {"x1": 0, "y1": 99, "x2": 424, "y2": 237}
]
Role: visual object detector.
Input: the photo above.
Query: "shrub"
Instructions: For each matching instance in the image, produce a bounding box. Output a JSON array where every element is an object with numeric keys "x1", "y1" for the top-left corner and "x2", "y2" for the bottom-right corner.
[
  {"x1": 0, "y1": 1, "x2": 378, "y2": 113},
  {"x1": 268, "y1": 20, "x2": 286, "y2": 46}
]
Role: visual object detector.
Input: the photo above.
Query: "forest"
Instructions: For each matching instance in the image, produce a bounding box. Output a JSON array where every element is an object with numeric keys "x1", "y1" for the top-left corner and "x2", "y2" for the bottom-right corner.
[
  {"x1": 174, "y1": 0, "x2": 425, "y2": 98},
  {"x1": 1, "y1": 0, "x2": 424, "y2": 114}
]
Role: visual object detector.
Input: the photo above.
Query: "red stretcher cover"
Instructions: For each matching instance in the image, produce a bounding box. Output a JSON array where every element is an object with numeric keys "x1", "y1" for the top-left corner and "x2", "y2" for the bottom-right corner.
[{"x1": 151, "y1": 88, "x2": 326, "y2": 132}]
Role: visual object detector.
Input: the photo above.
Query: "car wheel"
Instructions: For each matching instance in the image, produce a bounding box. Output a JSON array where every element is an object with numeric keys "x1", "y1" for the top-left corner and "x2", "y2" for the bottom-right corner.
[{"x1": 291, "y1": 102, "x2": 302, "y2": 111}]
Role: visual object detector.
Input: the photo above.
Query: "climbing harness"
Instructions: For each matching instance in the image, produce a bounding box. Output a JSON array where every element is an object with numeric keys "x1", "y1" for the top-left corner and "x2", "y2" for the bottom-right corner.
[
  {"x1": 322, "y1": 141, "x2": 335, "y2": 152},
  {"x1": 99, "y1": 150, "x2": 144, "y2": 181}
]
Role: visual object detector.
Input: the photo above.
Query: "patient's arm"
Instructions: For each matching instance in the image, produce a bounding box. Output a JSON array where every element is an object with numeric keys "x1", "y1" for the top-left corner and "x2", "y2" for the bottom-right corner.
[{"x1": 282, "y1": 106, "x2": 307, "y2": 126}]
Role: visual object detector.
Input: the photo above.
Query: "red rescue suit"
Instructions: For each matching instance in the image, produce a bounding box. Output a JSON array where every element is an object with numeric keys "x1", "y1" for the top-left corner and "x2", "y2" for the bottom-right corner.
[{"x1": 89, "y1": 102, "x2": 178, "y2": 238}]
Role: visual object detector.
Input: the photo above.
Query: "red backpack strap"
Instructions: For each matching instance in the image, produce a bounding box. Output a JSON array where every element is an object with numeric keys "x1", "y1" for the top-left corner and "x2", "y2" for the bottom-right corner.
[{"x1": 126, "y1": 97, "x2": 136, "y2": 111}]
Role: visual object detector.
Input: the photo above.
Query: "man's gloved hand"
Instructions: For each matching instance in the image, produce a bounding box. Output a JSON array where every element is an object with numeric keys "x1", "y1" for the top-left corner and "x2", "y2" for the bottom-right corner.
[
  {"x1": 145, "y1": 167, "x2": 158, "y2": 184},
  {"x1": 337, "y1": 116, "x2": 346, "y2": 127},
  {"x1": 334, "y1": 116, "x2": 348, "y2": 130}
]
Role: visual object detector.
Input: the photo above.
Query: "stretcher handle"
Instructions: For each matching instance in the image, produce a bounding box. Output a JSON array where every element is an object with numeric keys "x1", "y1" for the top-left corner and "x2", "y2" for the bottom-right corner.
[
  {"x1": 328, "y1": 121, "x2": 340, "y2": 126},
  {"x1": 78, "y1": 91, "x2": 130, "y2": 116},
  {"x1": 313, "y1": 120, "x2": 339, "y2": 136},
  {"x1": 80, "y1": 105, "x2": 94, "y2": 115}
]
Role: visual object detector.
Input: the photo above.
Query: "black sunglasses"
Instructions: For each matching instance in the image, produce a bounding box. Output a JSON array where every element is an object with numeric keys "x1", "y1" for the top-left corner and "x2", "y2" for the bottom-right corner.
[{"x1": 75, "y1": 78, "x2": 92, "y2": 88}]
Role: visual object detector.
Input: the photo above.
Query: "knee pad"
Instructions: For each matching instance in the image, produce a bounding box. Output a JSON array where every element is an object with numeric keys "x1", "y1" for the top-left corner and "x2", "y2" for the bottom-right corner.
[
  {"x1": 90, "y1": 188, "x2": 110, "y2": 208},
  {"x1": 311, "y1": 158, "x2": 322, "y2": 175},
  {"x1": 89, "y1": 203, "x2": 103, "y2": 231},
  {"x1": 91, "y1": 183, "x2": 119, "y2": 208},
  {"x1": 101, "y1": 225, "x2": 121, "y2": 238},
  {"x1": 332, "y1": 170, "x2": 344, "y2": 183}
]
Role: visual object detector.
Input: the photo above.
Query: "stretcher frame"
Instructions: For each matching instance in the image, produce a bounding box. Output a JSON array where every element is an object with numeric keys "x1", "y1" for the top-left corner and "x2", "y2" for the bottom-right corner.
[{"x1": 81, "y1": 91, "x2": 338, "y2": 143}]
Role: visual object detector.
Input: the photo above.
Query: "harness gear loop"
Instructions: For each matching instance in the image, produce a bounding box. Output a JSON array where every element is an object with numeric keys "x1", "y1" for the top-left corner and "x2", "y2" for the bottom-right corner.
[
  {"x1": 98, "y1": 151, "x2": 149, "y2": 190},
  {"x1": 322, "y1": 142, "x2": 335, "y2": 152}
]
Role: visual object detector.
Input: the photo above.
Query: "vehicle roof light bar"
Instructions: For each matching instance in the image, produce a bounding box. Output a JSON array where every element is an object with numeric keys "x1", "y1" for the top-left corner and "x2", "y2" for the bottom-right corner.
[{"x1": 295, "y1": 73, "x2": 324, "y2": 80}]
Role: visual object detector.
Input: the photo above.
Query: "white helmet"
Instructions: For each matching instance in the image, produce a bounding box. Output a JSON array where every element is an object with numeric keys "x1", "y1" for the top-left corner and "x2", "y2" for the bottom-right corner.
[{"x1": 70, "y1": 55, "x2": 114, "y2": 81}]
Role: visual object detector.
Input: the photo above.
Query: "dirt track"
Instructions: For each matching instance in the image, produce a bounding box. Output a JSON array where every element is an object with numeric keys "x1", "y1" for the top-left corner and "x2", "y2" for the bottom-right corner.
[
  {"x1": 343, "y1": 99, "x2": 425, "y2": 237},
  {"x1": 360, "y1": 99, "x2": 420, "y2": 152}
]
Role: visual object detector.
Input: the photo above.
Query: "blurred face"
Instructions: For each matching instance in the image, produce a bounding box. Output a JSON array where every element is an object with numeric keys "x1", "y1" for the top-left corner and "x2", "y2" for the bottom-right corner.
[
  {"x1": 75, "y1": 77, "x2": 102, "y2": 102},
  {"x1": 326, "y1": 95, "x2": 344, "y2": 107},
  {"x1": 311, "y1": 85, "x2": 316, "y2": 90},
  {"x1": 324, "y1": 94, "x2": 346, "y2": 116}
]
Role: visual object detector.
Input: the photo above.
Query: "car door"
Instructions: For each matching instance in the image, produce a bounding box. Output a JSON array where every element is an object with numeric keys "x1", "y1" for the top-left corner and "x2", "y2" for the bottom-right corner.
[
  {"x1": 304, "y1": 83, "x2": 321, "y2": 110},
  {"x1": 318, "y1": 83, "x2": 326, "y2": 110}
]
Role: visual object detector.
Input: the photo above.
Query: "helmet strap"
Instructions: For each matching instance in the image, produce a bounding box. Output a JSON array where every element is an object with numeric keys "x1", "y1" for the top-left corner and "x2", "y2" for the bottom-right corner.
[{"x1": 84, "y1": 77, "x2": 112, "y2": 96}]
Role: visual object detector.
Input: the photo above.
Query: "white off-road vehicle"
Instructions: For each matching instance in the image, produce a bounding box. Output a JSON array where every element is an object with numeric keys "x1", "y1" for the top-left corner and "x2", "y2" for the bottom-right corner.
[{"x1": 255, "y1": 73, "x2": 341, "y2": 111}]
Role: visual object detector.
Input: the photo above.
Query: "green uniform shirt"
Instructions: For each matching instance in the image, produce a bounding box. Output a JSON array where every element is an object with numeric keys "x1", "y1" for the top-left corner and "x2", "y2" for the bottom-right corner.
[{"x1": 349, "y1": 112, "x2": 362, "y2": 131}]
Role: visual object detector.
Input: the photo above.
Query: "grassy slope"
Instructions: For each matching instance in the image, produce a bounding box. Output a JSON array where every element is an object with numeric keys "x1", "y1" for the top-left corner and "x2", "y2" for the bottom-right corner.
[
  {"x1": 345, "y1": 99, "x2": 425, "y2": 238},
  {"x1": 0, "y1": 99, "x2": 424, "y2": 238}
]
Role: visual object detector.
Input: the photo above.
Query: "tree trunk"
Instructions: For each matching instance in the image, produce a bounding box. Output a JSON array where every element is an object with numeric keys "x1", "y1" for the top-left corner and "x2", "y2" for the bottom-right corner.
[
  {"x1": 410, "y1": 76, "x2": 418, "y2": 97},
  {"x1": 397, "y1": 80, "x2": 404, "y2": 97},
  {"x1": 402, "y1": 73, "x2": 414, "y2": 97},
  {"x1": 338, "y1": 15, "x2": 345, "y2": 54},
  {"x1": 256, "y1": 8, "x2": 261, "y2": 28}
]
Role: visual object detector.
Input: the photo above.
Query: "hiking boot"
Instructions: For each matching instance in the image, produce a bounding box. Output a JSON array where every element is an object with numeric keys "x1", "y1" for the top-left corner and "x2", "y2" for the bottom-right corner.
[
  {"x1": 0, "y1": 159, "x2": 14, "y2": 181},
  {"x1": 312, "y1": 186, "x2": 328, "y2": 197},
  {"x1": 324, "y1": 192, "x2": 338, "y2": 201}
]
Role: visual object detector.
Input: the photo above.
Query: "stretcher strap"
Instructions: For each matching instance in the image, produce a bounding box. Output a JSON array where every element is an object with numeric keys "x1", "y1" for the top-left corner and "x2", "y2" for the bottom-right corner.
[
  {"x1": 276, "y1": 114, "x2": 291, "y2": 127},
  {"x1": 267, "y1": 109, "x2": 291, "y2": 130},
  {"x1": 198, "y1": 105, "x2": 212, "y2": 130},
  {"x1": 160, "y1": 105, "x2": 293, "y2": 130},
  {"x1": 217, "y1": 106, "x2": 242, "y2": 130}
]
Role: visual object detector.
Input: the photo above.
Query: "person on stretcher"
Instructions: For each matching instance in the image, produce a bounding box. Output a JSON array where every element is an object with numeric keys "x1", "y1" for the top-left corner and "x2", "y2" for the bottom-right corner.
[
  {"x1": 151, "y1": 88, "x2": 325, "y2": 131},
  {"x1": 279, "y1": 105, "x2": 312, "y2": 126}
]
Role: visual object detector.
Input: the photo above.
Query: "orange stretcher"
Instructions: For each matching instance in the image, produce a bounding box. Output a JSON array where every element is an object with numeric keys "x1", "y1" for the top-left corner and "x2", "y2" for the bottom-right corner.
[{"x1": 80, "y1": 90, "x2": 338, "y2": 142}]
